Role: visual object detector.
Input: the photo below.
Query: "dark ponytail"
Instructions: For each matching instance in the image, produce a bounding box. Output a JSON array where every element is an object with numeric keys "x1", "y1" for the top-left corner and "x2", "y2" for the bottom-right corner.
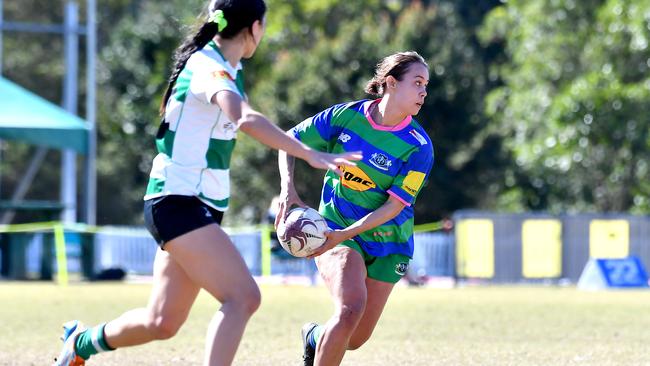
[
  {"x1": 160, "y1": 0, "x2": 267, "y2": 115},
  {"x1": 160, "y1": 22, "x2": 219, "y2": 115},
  {"x1": 365, "y1": 80, "x2": 382, "y2": 97}
]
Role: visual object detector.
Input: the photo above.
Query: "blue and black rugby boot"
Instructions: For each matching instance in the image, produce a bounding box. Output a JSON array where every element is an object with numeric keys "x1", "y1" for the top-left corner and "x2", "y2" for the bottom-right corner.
[{"x1": 301, "y1": 322, "x2": 319, "y2": 366}]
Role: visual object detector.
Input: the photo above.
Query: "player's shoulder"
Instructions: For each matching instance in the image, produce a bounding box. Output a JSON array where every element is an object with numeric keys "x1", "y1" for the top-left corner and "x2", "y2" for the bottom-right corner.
[
  {"x1": 405, "y1": 119, "x2": 433, "y2": 154},
  {"x1": 328, "y1": 99, "x2": 367, "y2": 115},
  {"x1": 324, "y1": 100, "x2": 368, "y2": 126},
  {"x1": 190, "y1": 48, "x2": 235, "y2": 75}
]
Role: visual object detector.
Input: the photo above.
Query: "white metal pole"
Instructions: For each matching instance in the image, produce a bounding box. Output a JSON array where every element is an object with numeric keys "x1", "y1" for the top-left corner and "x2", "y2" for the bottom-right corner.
[
  {"x1": 84, "y1": 0, "x2": 97, "y2": 225},
  {"x1": 61, "y1": 1, "x2": 79, "y2": 224}
]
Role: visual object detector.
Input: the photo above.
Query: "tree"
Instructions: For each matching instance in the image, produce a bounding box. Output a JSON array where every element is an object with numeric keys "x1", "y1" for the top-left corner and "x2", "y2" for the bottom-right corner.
[
  {"x1": 94, "y1": 0, "x2": 205, "y2": 224},
  {"x1": 481, "y1": 0, "x2": 650, "y2": 213},
  {"x1": 239, "y1": 0, "x2": 506, "y2": 223},
  {"x1": 2, "y1": 0, "x2": 505, "y2": 225}
]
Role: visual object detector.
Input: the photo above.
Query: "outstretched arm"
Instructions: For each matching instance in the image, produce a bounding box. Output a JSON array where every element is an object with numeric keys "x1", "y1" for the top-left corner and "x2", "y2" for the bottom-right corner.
[{"x1": 214, "y1": 91, "x2": 361, "y2": 175}]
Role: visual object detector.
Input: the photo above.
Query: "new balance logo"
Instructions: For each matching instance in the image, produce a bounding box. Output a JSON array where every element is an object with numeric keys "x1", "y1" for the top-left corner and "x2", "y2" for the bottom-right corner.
[{"x1": 338, "y1": 133, "x2": 351, "y2": 143}]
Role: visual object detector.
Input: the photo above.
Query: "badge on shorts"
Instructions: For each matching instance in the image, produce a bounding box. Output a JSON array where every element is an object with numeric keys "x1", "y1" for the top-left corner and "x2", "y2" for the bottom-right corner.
[{"x1": 395, "y1": 262, "x2": 409, "y2": 276}]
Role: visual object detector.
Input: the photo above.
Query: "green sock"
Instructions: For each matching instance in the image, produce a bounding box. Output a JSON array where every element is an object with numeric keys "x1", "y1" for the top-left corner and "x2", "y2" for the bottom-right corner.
[{"x1": 75, "y1": 323, "x2": 115, "y2": 360}]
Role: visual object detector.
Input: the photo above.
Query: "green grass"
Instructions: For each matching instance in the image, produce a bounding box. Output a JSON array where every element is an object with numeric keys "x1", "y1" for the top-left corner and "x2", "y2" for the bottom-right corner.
[{"x1": 2, "y1": 282, "x2": 650, "y2": 365}]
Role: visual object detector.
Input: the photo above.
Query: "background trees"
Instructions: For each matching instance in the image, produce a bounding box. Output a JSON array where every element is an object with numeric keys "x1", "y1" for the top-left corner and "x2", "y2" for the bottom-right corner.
[
  {"x1": 1, "y1": 0, "x2": 647, "y2": 225},
  {"x1": 480, "y1": 0, "x2": 650, "y2": 214}
]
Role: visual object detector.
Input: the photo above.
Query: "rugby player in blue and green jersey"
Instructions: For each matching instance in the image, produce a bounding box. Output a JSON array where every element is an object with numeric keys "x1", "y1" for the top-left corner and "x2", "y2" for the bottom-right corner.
[{"x1": 277, "y1": 51, "x2": 434, "y2": 366}]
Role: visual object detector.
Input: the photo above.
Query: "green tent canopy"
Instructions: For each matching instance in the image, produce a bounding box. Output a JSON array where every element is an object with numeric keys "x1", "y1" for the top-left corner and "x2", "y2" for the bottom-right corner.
[{"x1": 0, "y1": 77, "x2": 89, "y2": 154}]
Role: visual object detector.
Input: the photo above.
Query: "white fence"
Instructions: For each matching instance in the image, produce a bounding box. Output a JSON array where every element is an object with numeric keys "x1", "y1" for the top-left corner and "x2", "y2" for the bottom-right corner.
[
  {"x1": 12, "y1": 227, "x2": 453, "y2": 279},
  {"x1": 90, "y1": 228, "x2": 454, "y2": 278}
]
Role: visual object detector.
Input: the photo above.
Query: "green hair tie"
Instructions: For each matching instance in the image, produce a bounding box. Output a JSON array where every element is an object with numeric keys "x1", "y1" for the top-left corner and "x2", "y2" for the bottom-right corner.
[{"x1": 209, "y1": 9, "x2": 228, "y2": 32}]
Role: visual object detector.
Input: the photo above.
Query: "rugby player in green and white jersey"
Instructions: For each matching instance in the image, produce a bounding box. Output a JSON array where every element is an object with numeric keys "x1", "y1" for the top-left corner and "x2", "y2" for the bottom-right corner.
[
  {"x1": 277, "y1": 52, "x2": 433, "y2": 366},
  {"x1": 52, "y1": 1, "x2": 360, "y2": 365}
]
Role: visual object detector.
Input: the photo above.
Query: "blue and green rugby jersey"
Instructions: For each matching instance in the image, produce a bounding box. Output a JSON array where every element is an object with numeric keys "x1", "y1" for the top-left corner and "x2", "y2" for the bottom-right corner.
[{"x1": 290, "y1": 99, "x2": 434, "y2": 257}]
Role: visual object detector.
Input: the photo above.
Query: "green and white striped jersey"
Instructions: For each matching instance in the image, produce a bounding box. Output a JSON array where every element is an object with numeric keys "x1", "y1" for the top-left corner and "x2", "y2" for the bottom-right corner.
[{"x1": 144, "y1": 41, "x2": 245, "y2": 211}]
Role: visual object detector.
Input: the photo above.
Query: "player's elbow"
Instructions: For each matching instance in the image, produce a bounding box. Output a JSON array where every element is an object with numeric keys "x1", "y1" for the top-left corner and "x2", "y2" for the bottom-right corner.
[
  {"x1": 236, "y1": 114, "x2": 253, "y2": 132},
  {"x1": 237, "y1": 109, "x2": 262, "y2": 133}
]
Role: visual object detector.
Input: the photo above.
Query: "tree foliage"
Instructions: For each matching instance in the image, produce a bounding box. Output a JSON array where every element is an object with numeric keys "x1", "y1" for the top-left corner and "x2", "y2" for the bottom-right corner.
[
  {"x1": 1, "y1": 0, "x2": 529, "y2": 225},
  {"x1": 480, "y1": 0, "x2": 650, "y2": 213},
  {"x1": 238, "y1": 0, "x2": 505, "y2": 223},
  {"x1": 1, "y1": 0, "x2": 87, "y2": 222}
]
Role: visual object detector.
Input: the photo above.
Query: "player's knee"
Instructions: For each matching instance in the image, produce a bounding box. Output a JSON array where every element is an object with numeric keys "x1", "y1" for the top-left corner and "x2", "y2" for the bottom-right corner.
[
  {"x1": 148, "y1": 316, "x2": 182, "y2": 340},
  {"x1": 231, "y1": 284, "x2": 261, "y2": 316},
  {"x1": 243, "y1": 286, "x2": 262, "y2": 315},
  {"x1": 335, "y1": 300, "x2": 366, "y2": 328}
]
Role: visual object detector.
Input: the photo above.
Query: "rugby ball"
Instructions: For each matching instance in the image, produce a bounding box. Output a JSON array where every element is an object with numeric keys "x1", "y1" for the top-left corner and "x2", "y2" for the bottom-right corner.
[{"x1": 277, "y1": 207, "x2": 328, "y2": 257}]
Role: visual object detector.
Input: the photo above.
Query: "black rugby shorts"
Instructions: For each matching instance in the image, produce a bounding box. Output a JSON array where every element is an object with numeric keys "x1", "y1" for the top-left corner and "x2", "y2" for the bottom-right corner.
[{"x1": 144, "y1": 195, "x2": 224, "y2": 248}]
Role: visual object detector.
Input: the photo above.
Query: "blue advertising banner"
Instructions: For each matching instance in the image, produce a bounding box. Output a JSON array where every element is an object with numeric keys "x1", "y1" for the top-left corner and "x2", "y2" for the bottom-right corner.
[{"x1": 578, "y1": 256, "x2": 649, "y2": 290}]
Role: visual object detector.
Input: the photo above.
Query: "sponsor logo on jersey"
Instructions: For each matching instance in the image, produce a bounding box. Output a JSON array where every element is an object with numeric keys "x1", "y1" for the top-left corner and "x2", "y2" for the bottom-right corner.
[
  {"x1": 223, "y1": 121, "x2": 235, "y2": 132},
  {"x1": 211, "y1": 70, "x2": 234, "y2": 82},
  {"x1": 340, "y1": 166, "x2": 376, "y2": 191},
  {"x1": 373, "y1": 231, "x2": 394, "y2": 238},
  {"x1": 369, "y1": 153, "x2": 392, "y2": 171},
  {"x1": 338, "y1": 133, "x2": 351, "y2": 143},
  {"x1": 409, "y1": 129, "x2": 428, "y2": 146},
  {"x1": 395, "y1": 262, "x2": 409, "y2": 276},
  {"x1": 402, "y1": 170, "x2": 426, "y2": 196}
]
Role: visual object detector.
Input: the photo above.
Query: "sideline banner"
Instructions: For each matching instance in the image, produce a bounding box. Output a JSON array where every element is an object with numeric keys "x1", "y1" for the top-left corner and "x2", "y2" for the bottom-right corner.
[{"x1": 578, "y1": 256, "x2": 649, "y2": 290}]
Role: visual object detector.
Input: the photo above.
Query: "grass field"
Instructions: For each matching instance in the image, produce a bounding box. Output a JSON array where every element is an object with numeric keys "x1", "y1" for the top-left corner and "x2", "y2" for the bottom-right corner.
[{"x1": 1, "y1": 282, "x2": 650, "y2": 365}]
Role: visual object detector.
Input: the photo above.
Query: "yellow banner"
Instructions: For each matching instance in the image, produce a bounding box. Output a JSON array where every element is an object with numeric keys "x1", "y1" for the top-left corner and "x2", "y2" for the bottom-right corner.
[
  {"x1": 589, "y1": 220, "x2": 629, "y2": 258},
  {"x1": 456, "y1": 219, "x2": 494, "y2": 278},
  {"x1": 522, "y1": 219, "x2": 562, "y2": 278}
]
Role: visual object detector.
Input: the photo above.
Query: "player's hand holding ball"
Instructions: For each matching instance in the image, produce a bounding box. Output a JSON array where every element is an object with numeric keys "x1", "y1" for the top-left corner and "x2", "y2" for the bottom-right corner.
[
  {"x1": 306, "y1": 229, "x2": 347, "y2": 258},
  {"x1": 274, "y1": 188, "x2": 306, "y2": 231}
]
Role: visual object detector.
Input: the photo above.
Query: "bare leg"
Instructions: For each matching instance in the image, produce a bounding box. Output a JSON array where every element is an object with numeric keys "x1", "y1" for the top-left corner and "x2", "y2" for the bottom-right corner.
[
  {"x1": 104, "y1": 248, "x2": 200, "y2": 347},
  {"x1": 104, "y1": 223, "x2": 260, "y2": 366},
  {"x1": 314, "y1": 247, "x2": 367, "y2": 366},
  {"x1": 164, "y1": 224, "x2": 261, "y2": 366},
  {"x1": 346, "y1": 278, "x2": 394, "y2": 350}
]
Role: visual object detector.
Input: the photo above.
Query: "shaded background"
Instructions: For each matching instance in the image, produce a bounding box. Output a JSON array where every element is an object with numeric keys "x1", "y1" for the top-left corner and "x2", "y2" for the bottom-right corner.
[{"x1": 1, "y1": 0, "x2": 648, "y2": 226}]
